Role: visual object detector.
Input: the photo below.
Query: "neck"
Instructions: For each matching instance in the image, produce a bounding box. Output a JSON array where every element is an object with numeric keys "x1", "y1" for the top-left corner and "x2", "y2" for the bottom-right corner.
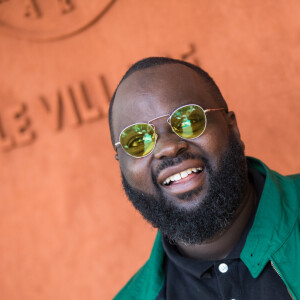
[{"x1": 176, "y1": 180, "x2": 256, "y2": 260}]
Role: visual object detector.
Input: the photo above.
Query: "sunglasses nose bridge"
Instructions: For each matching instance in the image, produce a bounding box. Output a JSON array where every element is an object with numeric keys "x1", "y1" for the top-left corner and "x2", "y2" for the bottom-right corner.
[
  {"x1": 147, "y1": 113, "x2": 170, "y2": 125},
  {"x1": 147, "y1": 114, "x2": 172, "y2": 140}
]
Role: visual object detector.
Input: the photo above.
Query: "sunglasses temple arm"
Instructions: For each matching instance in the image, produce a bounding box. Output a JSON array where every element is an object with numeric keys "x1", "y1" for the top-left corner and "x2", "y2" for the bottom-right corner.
[
  {"x1": 114, "y1": 142, "x2": 121, "y2": 151},
  {"x1": 204, "y1": 108, "x2": 226, "y2": 113}
]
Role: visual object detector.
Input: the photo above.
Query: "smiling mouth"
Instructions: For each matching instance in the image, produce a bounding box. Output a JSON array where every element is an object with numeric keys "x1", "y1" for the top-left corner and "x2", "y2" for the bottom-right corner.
[
  {"x1": 158, "y1": 161, "x2": 206, "y2": 196},
  {"x1": 162, "y1": 167, "x2": 203, "y2": 186}
]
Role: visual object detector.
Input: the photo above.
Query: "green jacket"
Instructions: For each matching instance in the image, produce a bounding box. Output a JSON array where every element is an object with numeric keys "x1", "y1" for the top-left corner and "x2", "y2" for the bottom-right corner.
[{"x1": 114, "y1": 158, "x2": 300, "y2": 300}]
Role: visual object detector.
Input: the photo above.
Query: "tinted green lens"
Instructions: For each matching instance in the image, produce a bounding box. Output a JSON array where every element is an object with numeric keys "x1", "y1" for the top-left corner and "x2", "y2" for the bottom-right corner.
[
  {"x1": 120, "y1": 123, "x2": 156, "y2": 157},
  {"x1": 170, "y1": 105, "x2": 206, "y2": 139}
]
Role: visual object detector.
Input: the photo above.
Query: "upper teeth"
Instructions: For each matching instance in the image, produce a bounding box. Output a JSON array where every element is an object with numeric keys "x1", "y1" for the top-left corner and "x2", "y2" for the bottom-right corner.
[{"x1": 162, "y1": 167, "x2": 203, "y2": 185}]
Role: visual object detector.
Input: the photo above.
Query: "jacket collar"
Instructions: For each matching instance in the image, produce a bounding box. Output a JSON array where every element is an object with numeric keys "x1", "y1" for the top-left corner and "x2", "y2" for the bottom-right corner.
[{"x1": 240, "y1": 157, "x2": 299, "y2": 277}]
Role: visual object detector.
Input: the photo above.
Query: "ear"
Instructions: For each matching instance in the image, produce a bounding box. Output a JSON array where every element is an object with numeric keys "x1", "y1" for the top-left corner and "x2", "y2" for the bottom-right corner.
[{"x1": 226, "y1": 111, "x2": 245, "y2": 149}]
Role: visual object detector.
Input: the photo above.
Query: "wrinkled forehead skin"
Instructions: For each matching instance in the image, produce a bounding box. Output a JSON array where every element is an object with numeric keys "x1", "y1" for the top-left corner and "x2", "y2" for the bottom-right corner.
[{"x1": 112, "y1": 63, "x2": 223, "y2": 145}]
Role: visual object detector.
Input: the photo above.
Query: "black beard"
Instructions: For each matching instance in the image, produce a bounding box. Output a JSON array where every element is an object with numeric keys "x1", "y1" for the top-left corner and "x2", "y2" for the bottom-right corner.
[{"x1": 121, "y1": 132, "x2": 248, "y2": 245}]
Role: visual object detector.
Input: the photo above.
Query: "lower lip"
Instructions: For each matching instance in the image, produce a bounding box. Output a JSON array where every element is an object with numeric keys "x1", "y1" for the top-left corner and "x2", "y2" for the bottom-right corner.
[{"x1": 162, "y1": 170, "x2": 206, "y2": 195}]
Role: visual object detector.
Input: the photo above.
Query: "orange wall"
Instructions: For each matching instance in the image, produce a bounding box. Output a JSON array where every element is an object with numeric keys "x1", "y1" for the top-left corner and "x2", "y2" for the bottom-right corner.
[{"x1": 0, "y1": 1, "x2": 299, "y2": 299}]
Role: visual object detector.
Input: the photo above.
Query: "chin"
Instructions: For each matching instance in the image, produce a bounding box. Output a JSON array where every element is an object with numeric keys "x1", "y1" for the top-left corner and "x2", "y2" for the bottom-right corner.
[{"x1": 162, "y1": 186, "x2": 207, "y2": 210}]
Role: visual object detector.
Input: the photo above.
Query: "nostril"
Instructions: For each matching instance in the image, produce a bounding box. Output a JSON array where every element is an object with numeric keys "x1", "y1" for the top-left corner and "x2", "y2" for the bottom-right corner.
[{"x1": 176, "y1": 141, "x2": 188, "y2": 155}]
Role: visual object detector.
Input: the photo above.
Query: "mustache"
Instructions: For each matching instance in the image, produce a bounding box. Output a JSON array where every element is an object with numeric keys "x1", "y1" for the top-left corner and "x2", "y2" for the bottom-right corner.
[{"x1": 152, "y1": 152, "x2": 209, "y2": 182}]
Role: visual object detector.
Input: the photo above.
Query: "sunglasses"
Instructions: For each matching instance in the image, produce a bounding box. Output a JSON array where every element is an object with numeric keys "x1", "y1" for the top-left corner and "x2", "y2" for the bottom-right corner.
[{"x1": 115, "y1": 104, "x2": 226, "y2": 158}]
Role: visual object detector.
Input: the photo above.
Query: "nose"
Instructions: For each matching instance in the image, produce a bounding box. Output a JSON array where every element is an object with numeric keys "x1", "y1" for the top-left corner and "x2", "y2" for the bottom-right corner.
[{"x1": 153, "y1": 133, "x2": 189, "y2": 160}]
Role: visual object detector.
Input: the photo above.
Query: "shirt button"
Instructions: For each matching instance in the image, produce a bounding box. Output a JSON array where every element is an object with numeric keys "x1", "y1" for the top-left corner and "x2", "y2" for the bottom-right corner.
[{"x1": 218, "y1": 263, "x2": 229, "y2": 273}]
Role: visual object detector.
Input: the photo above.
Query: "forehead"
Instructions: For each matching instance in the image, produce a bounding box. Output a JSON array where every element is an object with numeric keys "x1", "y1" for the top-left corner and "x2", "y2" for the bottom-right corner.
[{"x1": 113, "y1": 64, "x2": 219, "y2": 136}]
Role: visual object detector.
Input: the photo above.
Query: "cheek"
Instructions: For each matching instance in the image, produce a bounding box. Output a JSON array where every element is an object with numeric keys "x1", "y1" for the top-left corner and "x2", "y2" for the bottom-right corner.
[
  {"x1": 119, "y1": 155, "x2": 154, "y2": 192},
  {"x1": 208, "y1": 130, "x2": 229, "y2": 152},
  {"x1": 197, "y1": 124, "x2": 230, "y2": 167}
]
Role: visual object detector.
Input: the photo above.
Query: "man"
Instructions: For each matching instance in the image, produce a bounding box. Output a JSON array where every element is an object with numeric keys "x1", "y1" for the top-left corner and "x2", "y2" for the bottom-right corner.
[{"x1": 109, "y1": 57, "x2": 300, "y2": 300}]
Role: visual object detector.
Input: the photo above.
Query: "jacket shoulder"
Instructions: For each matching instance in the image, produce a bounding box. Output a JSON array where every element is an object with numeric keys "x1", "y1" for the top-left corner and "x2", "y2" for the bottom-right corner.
[
  {"x1": 287, "y1": 173, "x2": 300, "y2": 185},
  {"x1": 114, "y1": 232, "x2": 165, "y2": 300},
  {"x1": 114, "y1": 262, "x2": 150, "y2": 300}
]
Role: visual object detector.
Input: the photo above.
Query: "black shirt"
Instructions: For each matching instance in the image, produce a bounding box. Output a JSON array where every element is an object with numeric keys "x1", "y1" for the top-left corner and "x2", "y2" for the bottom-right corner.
[{"x1": 157, "y1": 169, "x2": 291, "y2": 300}]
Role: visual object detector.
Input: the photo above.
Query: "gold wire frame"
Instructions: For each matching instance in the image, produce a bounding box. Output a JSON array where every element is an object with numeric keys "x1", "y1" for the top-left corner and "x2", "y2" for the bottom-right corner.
[{"x1": 114, "y1": 104, "x2": 226, "y2": 157}]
